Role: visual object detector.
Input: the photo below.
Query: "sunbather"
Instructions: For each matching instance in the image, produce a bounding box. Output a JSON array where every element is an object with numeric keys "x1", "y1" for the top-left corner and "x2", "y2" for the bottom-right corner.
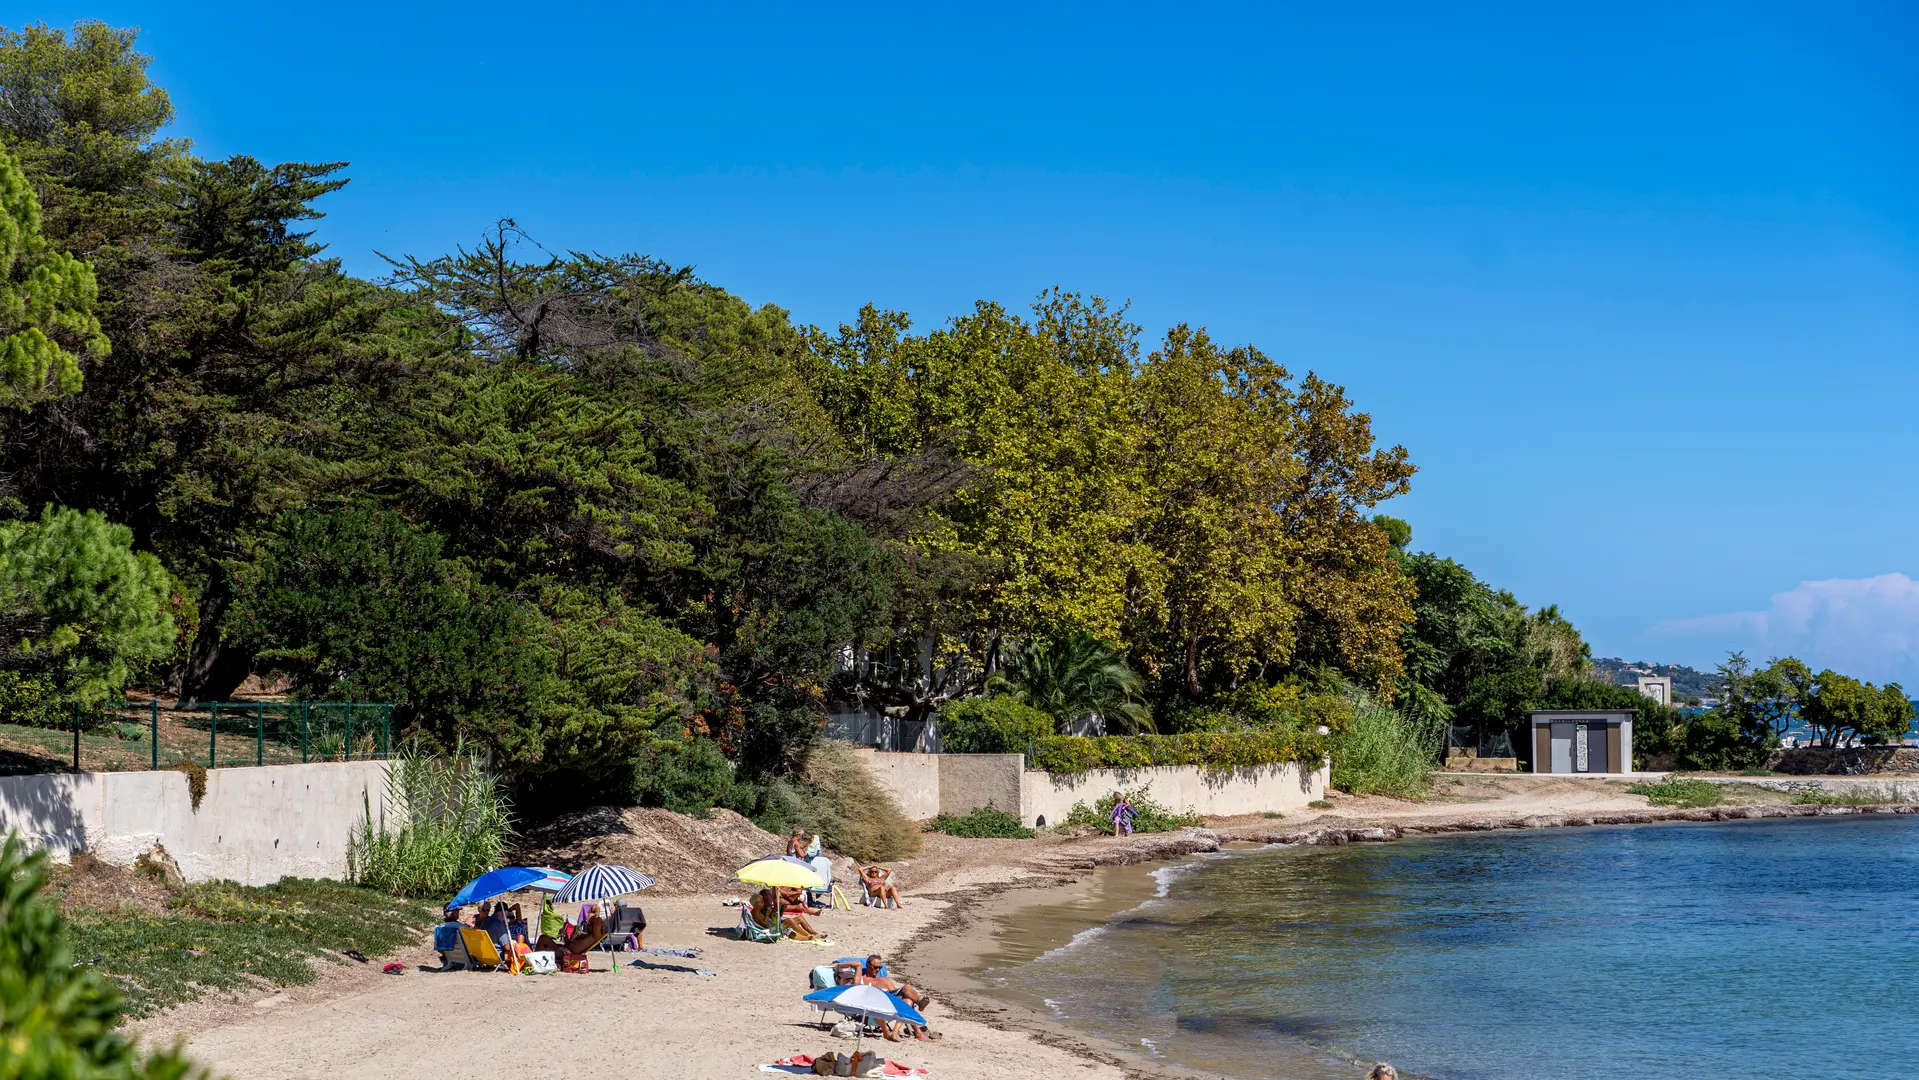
[
  {"x1": 859, "y1": 954, "x2": 929, "y2": 1009},
  {"x1": 757, "y1": 887, "x2": 823, "y2": 941},
  {"x1": 779, "y1": 885, "x2": 823, "y2": 916},
  {"x1": 535, "y1": 912, "x2": 607, "y2": 957},
  {"x1": 786, "y1": 825, "x2": 808, "y2": 858},
  {"x1": 860, "y1": 865, "x2": 903, "y2": 908},
  {"x1": 476, "y1": 901, "x2": 510, "y2": 945},
  {"x1": 433, "y1": 908, "x2": 465, "y2": 969}
]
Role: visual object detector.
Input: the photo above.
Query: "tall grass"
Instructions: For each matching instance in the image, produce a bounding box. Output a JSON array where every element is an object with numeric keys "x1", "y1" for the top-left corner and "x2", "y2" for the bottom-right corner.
[
  {"x1": 1329, "y1": 697, "x2": 1440, "y2": 798},
  {"x1": 347, "y1": 749, "x2": 513, "y2": 898}
]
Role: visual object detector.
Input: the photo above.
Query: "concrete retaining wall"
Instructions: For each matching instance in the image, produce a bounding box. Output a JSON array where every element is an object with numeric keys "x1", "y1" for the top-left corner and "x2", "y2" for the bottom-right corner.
[
  {"x1": 1019, "y1": 760, "x2": 1329, "y2": 827},
  {"x1": 0, "y1": 760, "x2": 390, "y2": 885},
  {"x1": 852, "y1": 749, "x2": 941, "y2": 820},
  {"x1": 847, "y1": 743, "x2": 1328, "y2": 827},
  {"x1": 1700, "y1": 775, "x2": 1919, "y2": 801}
]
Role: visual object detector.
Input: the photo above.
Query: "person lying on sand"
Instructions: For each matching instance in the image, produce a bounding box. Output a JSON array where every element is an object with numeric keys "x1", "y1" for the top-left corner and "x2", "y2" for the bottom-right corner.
[
  {"x1": 860, "y1": 865, "x2": 903, "y2": 908},
  {"x1": 859, "y1": 954, "x2": 930, "y2": 1009},
  {"x1": 756, "y1": 888, "x2": 824, "y2": 941},
  {"x1": 1367, "y1": 1066, "x2": 1397, "y2": 1080},
  {"x1": 534, "y1": 911, "x2": 607, "y2": 957}
]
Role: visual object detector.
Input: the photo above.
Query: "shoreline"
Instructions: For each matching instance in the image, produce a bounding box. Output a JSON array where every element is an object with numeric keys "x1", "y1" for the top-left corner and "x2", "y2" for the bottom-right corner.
[{"x1": 894, "y1": 798, "x2": 1919, "y2": 1080}]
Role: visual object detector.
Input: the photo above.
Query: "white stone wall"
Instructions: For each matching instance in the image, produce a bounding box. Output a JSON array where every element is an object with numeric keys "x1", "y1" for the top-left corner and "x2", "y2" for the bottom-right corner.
[
  {"x1": 846, "y1": 744, "x2": 1329, "y2": 828},
  {"x1": 0, "y1": 760, "x2": 391, "y2": 885}
]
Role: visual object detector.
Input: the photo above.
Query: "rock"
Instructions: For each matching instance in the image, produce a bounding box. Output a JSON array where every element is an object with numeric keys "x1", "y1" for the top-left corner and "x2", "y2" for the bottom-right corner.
[{"x1": 133, "y1": 843, "x2": 185, "y2": 891}]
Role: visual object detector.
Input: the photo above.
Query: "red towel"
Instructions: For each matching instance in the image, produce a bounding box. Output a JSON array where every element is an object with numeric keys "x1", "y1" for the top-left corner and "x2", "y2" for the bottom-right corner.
[
  {"x1": 882, "y1": 1062, "x2": 926, "y2": 1076},
  {"x1": 774, "y1": 1056, "x2": 814, "y2": 1067}
]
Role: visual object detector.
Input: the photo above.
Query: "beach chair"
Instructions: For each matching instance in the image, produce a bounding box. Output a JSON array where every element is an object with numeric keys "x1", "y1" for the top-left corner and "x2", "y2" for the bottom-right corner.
[
  {"x1": 458, "y1": 927, "x2": 504, "y2": 971},
  {"x1": 433, "y1": 922, "x2": 471, "y2": 970}
]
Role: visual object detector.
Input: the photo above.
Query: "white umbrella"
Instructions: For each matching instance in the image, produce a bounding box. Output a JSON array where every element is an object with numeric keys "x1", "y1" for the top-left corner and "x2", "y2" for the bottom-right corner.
[{"x1": 802, "y1": 983, "x2": 925, "y2": 1060}]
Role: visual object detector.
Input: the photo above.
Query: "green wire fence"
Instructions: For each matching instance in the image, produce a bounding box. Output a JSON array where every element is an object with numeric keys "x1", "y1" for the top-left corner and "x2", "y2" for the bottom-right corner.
[{"x1": 58, "y1": 701, "x2": 394, "y2": 773}]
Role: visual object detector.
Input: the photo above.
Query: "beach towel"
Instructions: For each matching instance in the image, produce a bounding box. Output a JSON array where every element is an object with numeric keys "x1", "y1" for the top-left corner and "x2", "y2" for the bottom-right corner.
[
  {"x1": 639, "y1": 946, "x2": 701, "y2": 959},
  {"x1": 626, "y1": 958, "x2": 718, "y2": 976}
]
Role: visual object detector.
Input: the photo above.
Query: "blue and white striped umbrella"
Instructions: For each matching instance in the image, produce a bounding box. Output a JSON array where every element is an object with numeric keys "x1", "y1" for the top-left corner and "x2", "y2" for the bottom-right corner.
[{"x1": 553, "y1": 863, "x2": 655, "y2": 904}]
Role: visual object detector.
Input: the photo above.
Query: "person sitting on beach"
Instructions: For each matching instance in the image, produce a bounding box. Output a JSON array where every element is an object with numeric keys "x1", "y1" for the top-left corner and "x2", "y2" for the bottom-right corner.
[
  {"x1": 757, "y1": 887, "x2": 823, "y2": 941},
  {"x1": 503, "y1": 902, "x2": 528, "y2": 943},
  {"x1": 786, "y1": 825, "x2": 809, "y2": 858},
  {"x1": 476, "y1": 901, "x2": 510, "y2": 945},
  {"x1": 779, "y1": 884, "x2": 823, "y2": 917},
  {"x1": 433, "y1": 908, "x2": 465, "y2": 969},
  {"x1": 860, "y1": 865, "x2": 903, "y2": 908},
  {"x1": 1367, "y1": 1066, "x2": 1397, "y2": 1080},
  {"x1": 858, "y1": 954, "x2": 940, "y2": 1042},
  {"x1": 533, "y1": 910, "x2": 607, "y2": 959}
]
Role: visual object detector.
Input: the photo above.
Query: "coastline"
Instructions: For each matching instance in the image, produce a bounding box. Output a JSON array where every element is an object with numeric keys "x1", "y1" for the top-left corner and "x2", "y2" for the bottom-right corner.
[
  {"x1": 135, "y1": 778, "x2": 1919, "y2": 1080},
  {"x1": 895, "y1": 793, "x2": 1919, "y2": 1080}
]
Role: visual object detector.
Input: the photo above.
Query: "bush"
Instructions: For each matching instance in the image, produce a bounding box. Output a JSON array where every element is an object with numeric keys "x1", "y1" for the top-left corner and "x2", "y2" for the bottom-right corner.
[
  {"x1": 0, "y1": 668, "x2": 62, "y2": 727},
  {"x1": 348, "y1": 750, "x2": 514, "y2": 898},
  {"x1": 750, "y1": 740, "x2": 923, "y2": 862},
  {"x1": 1060, "y1": 787, "x2": 1202, "y2": 834},
  {"x1": 928, "y1": 803, "x2": 1035, "y2": 838},
  {"x1": 1329, "y1": 699, "x2": 1439, "y2": 798},
  {"x1": 0, "y1": 834, "x2": 209, "y2": 1075},
  {"x1": 1626, "y1": 776, "x2": 1722, "y2": 808},
  {"x1": 936, "y1": 695, "x2": 1055, "y2": 753},
  {"x1": 1677, "y1": 710, "x2": 1772, "y2": 771},
  {"x1": 629, "y1": 735, "x2": 757, "y2": 817},
  {"x1": 1027, "y1": 729, "x2": 1325, "y2": 775}
]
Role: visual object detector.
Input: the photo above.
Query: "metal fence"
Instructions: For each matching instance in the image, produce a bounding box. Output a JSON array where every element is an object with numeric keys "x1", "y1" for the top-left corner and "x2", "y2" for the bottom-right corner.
[{"x1": 51, "y1": 700, "x2": 395, "y2": 773}]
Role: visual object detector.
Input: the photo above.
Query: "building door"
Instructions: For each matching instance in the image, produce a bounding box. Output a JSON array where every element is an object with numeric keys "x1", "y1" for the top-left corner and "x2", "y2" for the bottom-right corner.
[
  {"x1": 1574, "y1": 723, "x2": 1591, "y2": 772},
  {"x1": 1549, "y1": 722, "x2": 1573, "y2": 773}
]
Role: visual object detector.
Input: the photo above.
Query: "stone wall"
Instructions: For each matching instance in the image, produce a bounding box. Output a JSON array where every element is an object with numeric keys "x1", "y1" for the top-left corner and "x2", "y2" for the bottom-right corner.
[
  {"x1": 847, "y1": 744, "x2": 1328, "y2": 827},
  {"x1": 1768, "y1": 746, "x2": 1919, "y2": 775},
  {"x1": 0, "y1": 760, "x2": 391, "y2": 885}
]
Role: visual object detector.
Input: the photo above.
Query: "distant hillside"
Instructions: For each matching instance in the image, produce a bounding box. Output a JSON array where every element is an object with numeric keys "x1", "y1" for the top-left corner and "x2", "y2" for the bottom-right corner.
[{"x1": 1590, "y1": 657, "x2": 1722, "y2": 703}]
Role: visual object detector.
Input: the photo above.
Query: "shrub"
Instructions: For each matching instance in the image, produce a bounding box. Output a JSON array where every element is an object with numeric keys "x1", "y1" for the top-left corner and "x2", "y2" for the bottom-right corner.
[
  {"x1": 1027, "y1": 729, "x2": 1326, "y2": 775},
  {"x1": 1060, "y1": 787, "x2": 1202, "y2": 834},
  {"x1": 629, "y1": 735, "x2": 757, "y2": 817},
  {"x1": 1677, "y1": 710, "x2": 1772, "y2": 771},
  {"x1": 348, "y1": 750, "x2": 514, "y2": 898},
  {"x1": 936, "y1": 695, "x2": 1055, "y2": 753},
  {"x1": 1626, "y1": 776, "x2": 1722, "y2": 808},
  {"x1": 0, "y1": 669, "x2": 62, "y2": 727},
  {"x1": 1329, "y1": 699, "x2": 1439, "y2": 798},
  {"x1": 1307, "y1": 799, "x2": 1333, "y2": 809},
  {"x1": 772, "y1": 739, "x2": 922, "y2": 862},
  {"x1": 0, "y1": 834, "x2": 208, "y2": 1075},
  {"x1": 928, "y1": 803, "x2": 1035, "y2": 839}
]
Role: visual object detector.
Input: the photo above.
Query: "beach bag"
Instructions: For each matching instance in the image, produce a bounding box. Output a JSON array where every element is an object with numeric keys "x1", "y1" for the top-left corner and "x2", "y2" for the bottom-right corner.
[
  {"x1": 559, "y1": 951, "x2": 590, "y2": 973},
  {"x1": 525, "y1": 951, "x2": 558, "y2": 974},
  {"x1": 540, "y1": 898, "x2": 565, "y2": 939},
  {"x1": 851, "y1": 1050, "x2": 880, "y2": 1077},
  {"x1": 811, "y1": 1054, "x2": 838, "y2": 1076}
]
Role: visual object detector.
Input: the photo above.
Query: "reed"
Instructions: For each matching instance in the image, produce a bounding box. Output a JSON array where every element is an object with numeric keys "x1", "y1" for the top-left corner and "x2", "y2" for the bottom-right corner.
[{"x1": 347, "y1": 748, "x2": 513, "y2": 898}]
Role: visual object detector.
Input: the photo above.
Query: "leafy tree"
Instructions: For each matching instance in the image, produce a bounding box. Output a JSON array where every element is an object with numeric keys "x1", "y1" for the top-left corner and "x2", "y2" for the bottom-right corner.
[
  {"x1": 0, "y1": 505, "x2": 174, "y2": 710},
  {"x1": 1798, "y1": 668, "x2": 1914, "y2": 747},
  {"x1": 988, "y1": 630, "x2": 1152, "y2": 733},
  {"x1": 0, "y1": 833, "x2": 206, "y2": 1079}
]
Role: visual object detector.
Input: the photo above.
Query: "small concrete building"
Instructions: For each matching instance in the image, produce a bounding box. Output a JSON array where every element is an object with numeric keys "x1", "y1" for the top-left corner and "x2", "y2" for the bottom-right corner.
[{"x1": 1528, "y1": 709, "x2": 1635, "y2": 774}]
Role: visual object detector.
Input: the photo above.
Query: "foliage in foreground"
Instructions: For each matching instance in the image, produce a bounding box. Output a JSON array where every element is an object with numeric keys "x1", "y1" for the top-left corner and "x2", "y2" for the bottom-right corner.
[
  {"x1": 1027, "y1": 730, "x2": 1326, "y2": 775},
  {"x1": 69, "y1": 874, "x2": 433, "y2": 1018},
  {"x1": 927, "y1": 803, "x2": 1035, "y2": 839},
  {"x1": 1626, "y1": 777, "x2": 1723, "y2": 809},
  {"x1": 1060, "y1": 787, "x2": 1203, "y2": 834},
  {"x1": 347, "y1": 751, "x2": 513, "y2": 898},
  {"x1": 0, "y1": 833, "x2": 207, "y2": 1076},
  {"x1": 1329, "y1": 697, "x2": 1439, "y2": 798}
]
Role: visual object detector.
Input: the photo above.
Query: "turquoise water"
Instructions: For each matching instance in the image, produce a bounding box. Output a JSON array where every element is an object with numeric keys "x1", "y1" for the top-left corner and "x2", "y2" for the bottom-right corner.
[{"x1": 981, "y1": 816, "x2": 1919, "y2": 1079}]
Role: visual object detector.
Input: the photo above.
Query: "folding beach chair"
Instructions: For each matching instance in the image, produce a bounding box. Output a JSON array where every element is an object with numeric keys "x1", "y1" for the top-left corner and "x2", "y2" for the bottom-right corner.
[
  {"x1": 458, "y1": 927, "x2": 505, "y2": 971},
  {"x1": 737, "y1": 905, "x2": 782, "y2": 943}
]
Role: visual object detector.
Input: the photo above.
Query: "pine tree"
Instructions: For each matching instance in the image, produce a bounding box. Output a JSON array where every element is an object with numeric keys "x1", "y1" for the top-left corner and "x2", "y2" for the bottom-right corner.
[{"x1": 0, "y1": 143, "x2": 107, "y2": 407}]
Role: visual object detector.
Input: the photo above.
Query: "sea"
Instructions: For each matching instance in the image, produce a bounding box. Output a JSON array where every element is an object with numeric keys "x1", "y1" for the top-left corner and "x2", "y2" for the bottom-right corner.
[{"x1": 970, "y1": 816, "x2": 1919, "y2": 1080}]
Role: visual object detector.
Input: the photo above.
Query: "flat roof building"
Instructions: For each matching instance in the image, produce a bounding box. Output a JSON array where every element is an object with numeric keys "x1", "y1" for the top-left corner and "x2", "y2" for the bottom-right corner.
[{"x1": 1528, "y1": 709, "x2": 1635, "y2": 774}]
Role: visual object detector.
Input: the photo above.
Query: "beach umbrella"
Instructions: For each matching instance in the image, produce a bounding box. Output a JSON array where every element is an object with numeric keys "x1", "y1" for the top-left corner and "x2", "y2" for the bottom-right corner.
[
  {"x1": 554, "y1": 863, "x2": 656, "y2": 904},
  {"x1": 803, "y1": 983, "x2": 925, "y2": 1059},
  {"x1": 737, "y1": 855, "x2": 825, "y2": 889},
  {"x1": 526, "y1": 867, "x2": 571, "y2": 892},
  {"x1": 447, "y1": 866, "x2": 548, "y2": 909}
]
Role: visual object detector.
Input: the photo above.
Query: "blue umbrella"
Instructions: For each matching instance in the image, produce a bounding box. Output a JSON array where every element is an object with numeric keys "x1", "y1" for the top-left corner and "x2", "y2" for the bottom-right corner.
[
  {"x1": 803, "y1": 984, "x2": 925, "y2": 1057},
  {"x1": 554, "y1": 863, "x2": 655, "y2": 904},
  {"x1": 448, "y1": 866, "x2": 548, "y2": 908}
]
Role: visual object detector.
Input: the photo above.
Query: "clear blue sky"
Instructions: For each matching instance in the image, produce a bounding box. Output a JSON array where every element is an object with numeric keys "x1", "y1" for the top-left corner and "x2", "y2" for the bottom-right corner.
[{"x1": 33, "y1": 1, "x2": 1919, "y2": 681}]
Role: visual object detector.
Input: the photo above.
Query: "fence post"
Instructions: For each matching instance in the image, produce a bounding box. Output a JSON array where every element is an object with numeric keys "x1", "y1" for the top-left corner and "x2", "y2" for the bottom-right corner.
[
  {"x1": 345, "y1": 702, "x2": 353, "y2": 762},
  {"x1": 72, "y1": 705, "x2": 80, "y2": 772},
  {"x1": 150, "y1": 699, "x2": 158, "y2": 770},
  {"x1": 301, "y1": 702, "x2": 309, "y2": 763},
  {"x1": 209, "y1": 702, "x2": 218, "y2": 768},
  {"x1": 256, "y1": 704, "x2": 264, "y2": 767}
]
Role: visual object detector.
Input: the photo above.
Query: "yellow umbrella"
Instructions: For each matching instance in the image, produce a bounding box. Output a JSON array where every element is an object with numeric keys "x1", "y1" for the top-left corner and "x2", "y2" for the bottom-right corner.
[{"x1": 736, "y1": 855, "x2": 826, "y2": 889}]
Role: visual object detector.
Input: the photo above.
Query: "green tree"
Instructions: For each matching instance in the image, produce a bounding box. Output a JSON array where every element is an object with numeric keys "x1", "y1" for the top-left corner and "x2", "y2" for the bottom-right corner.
[
  {"x1": 0, "y1": 505, "x2": 174, "y2": 709},
  {"x1": 1799, "y1": 668, "x2": 1914, "y2": 747},
  {"x1": 988, "y1": 630, "x2": 1153, "y2": 733},
  {"x1": 0, "y1": 142, "x2": 107, "y2": 406},
  {"x1": 934, "y1": 694, "x2": 1056, "y2": 753},
  {"x1": 0, "y1": 833, "x2": 206, "y2": 1079}
]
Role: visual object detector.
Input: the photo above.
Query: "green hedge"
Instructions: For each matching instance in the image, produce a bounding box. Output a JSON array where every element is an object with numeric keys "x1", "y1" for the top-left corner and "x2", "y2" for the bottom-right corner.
[
  {"x1": 936, "y1": 695, "x2": 1056, "y2": 753},
  {"x1": 1026, "y1": 730, "x2": 1326, "y2": 775}
]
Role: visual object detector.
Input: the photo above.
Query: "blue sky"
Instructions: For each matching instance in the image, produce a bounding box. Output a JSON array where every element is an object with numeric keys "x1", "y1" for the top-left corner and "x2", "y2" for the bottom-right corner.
[{"x1": 33, "y1": 1, "x2": 1919, "y2": 680}]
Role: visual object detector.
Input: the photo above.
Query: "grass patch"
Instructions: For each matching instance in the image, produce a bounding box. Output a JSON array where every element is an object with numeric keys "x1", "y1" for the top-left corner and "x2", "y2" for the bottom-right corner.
[
  {"x1": 1307, "y1": 799, "x2": 1333, "y2": 810},
  {"x1": 927, "y1": 803, "x2": 1035, "y2": 839},
  {"x1": 1626, "y1": 777, "x2": 1723, "y2": 808},
  {"x1": 1059, "y1": 787, "x2": 1202, "y2": 835},
  {"x1": 1792, "y1": 787, "x2": 1898, "y2": 806},
  {"x1": 1262, "y1": 810, "x2": 1285, "y2": 819},
  {"x1": 66, "y1": 877, "x2": 435, "y2": 1017}
]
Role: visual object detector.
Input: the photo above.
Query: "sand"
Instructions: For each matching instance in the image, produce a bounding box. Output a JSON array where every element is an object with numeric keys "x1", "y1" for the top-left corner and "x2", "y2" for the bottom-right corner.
[{"x1": 131, "y1": 775, "x2": 1915, "y2": 1080}]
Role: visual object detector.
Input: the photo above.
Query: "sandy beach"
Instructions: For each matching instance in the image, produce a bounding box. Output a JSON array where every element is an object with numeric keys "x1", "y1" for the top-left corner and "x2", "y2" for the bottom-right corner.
[{"x1": 132, "y1": 776, "x2": 1919, "y2": 1080}]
